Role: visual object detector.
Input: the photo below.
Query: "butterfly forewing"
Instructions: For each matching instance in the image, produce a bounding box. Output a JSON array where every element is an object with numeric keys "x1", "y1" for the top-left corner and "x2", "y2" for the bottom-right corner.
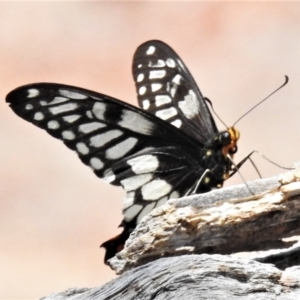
[
  {"x1": 6, "y1": 83, "x2": 205, "y2": 221},
  {"x1": 132, "y1": 40, "x2": 218, "y2": 143}
]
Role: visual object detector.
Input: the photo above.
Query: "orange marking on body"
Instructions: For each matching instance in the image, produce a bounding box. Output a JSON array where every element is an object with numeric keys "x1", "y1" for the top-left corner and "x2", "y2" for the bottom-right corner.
[{"x1": 222, "y1": 127, "x2": 240, "y2": 158}]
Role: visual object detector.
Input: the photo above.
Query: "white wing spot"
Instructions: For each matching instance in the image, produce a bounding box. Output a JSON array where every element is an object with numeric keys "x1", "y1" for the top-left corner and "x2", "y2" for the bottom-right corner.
[
  {"x1": 90, "y1": 157, "x2": 104, "y2": 170},
  {"x1": 49, "y1": 103, "x2": 78, "y2": 115},
  {"x1": 178, "y1": 90, "x2": 200, "y2": 118},
  {"x1": 137, "y1": 202, "x2": 156, "y2": 223},
  {"x1": 106, "y1": 137, "x2": 138, "y2": 160},
  {"x1": 62, "y1": 130, "x2": 75, "y2": 140},
  {"x1": 139, "y1": 86, "x2": 147, "y2": 95},
  {"x1": 124, "y1": 204, "x2": 143, "y2": 222},
  {"x1": 155, "y1": 95, "x2": 172, "y2": 107},
  {"x1": 166, "y1": 58, "x2": 176, "y2": 68},
  {"x1": 127, "y1": 155, "x2": 159, "y2": 174},
  {"x1": 137, "y1": 64, "x2": 142, "y2": 68},
  {"x1": 150, "y1": 59, "x2": 165, "y2": 68},
  {"x1": 171, "y1": 119, "x2": 182, "y2": 128},
  {"x1": 137, "y1": 74, "x2": 144, "y2": 82},
  {"x1": 79, "y1": 122, "x2": 106, "y2": 133},
  {"x1": 119, "y1": 109, "x2": 154, "y2": 135},
  {"x1": 146, "y1": 45, "x2": 156, "y2": 55},
  {"x1": 40, "y1": 101, "x2": 47, "y2": 106},
  {"x1": 141, "y1": 179, "x2": 172, "y2": 200},
  {"x1": 27, "y1": 89, "x2": 39, "y2": 98},
  {"x1": 86, "y1": 111, "x2": 93, "y2": 119},
  {"x1": 123, "y1": 192, "x2": 135, "y2": 209},
  {"x1": 149, "y1": 70, "x2": 166, "y2": 79},
  {"x1": 142, "y1": 99, "x2": 150, "y2": 110},
  {"x1": 172, "y1": 74, "x2": 181, "y2": 85},
  {"x1": 76, "y1": 142, "x2": 89, "y2": 155},
  {"x1": 90, "y1": 130, "x2": 123, "y2": 148},
  {"x1": 59, "y1": 90, "x2": 87, "y2": 99},
  {"x1": 155, "y1": 107, "x2": 177, "y2": 120},
  {"x1": 156, "y1": 196, "x2": 168, "y2": 208},
  {"x1": 45, "y1": 97, "x2": 68, "y2": 105},
  {"x1": 34, "y1": 112, "x2": 44, "y2": 121},
  {"x1": 151, "y1": 83, "x2": 162, "y2": 92},
  {"x1": 92, "y1": 102, "x2": 106, "y2": 120},
  {"x1": 47, "y1": 120, "x2": 60, "y2": 130},
  {"x1": 104, "y1": 169, "x2": 116, "y2": 183},
  {"x1": 25, "y1": 104, "x2": 33, "y2": 110},
  {"x1": 121, "y1": 174, "x2": 153, "y2": 192},
  {"x1": 63, "y1": 115, "x2": 81, "y2": 123},
  {"x1": 170, "y1": 85, "x2": 177, "y2": 97}
]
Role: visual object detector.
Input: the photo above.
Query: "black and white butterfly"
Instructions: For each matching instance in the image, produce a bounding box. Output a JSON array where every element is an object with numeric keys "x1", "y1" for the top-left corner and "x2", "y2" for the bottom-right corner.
[{"x1": 6, "y1": 40, "x2": 241, "y2": 263}]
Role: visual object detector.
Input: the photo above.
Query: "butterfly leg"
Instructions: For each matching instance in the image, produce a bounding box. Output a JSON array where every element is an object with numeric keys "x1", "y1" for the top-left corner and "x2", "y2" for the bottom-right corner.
[
  {"x1": 229, "y1": 150, "x2": 256, "y2": 178},
  {"x1": 229, "y1": 150, "x2": 292, "y2": 179},
  {"x1": 184, "y1": 169, "x2": 211, "y2": 196}
]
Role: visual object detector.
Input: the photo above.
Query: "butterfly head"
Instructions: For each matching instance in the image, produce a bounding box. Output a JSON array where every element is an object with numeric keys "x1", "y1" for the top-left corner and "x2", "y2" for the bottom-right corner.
[{"x1": 220, "y1": 127, "x2": 240, "y2": 158}]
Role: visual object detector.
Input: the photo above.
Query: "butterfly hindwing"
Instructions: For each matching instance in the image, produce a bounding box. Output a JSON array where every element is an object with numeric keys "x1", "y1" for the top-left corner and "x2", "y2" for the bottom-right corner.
[
  {"x1": 132, "y1": 40, "x2": 218, "y2": 143},
  {"x1": 112, "y1": 146, "x2": 204, "y2": 223}
]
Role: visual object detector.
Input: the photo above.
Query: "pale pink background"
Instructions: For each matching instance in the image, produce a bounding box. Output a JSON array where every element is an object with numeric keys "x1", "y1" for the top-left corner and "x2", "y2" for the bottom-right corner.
[{"x1": 1, "y1": 2, "x2": 300, "y2": 299}]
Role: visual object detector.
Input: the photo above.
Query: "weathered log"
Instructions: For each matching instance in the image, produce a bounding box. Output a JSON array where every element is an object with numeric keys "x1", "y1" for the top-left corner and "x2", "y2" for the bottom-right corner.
[
  {"x1": 109, "y1": 165, "x2": 300, "y2": 274},
  {"x1": 41, "y1": 255, "x2": 300, "y2": 300},
  {"x1": 40, "y1": 165, "x2": 300, "y2": 300}
]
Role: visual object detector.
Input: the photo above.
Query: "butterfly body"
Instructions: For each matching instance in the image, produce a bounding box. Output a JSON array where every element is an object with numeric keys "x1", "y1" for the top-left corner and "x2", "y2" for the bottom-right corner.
[{"x1": 6, "y1": 40, "x2": 239, "y2": 263}]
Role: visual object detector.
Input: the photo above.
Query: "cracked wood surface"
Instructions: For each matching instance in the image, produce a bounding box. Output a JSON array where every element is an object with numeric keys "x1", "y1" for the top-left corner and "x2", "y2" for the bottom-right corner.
[
  {"x1": 41, "y1": 255, "x2": 300, "y2": 300},
  {"x1": 40, "y1": 164, "x2": 300, "y2": 300},
  {"x1": 108, "y1": 165, "x2": 300, "y2": 274}
]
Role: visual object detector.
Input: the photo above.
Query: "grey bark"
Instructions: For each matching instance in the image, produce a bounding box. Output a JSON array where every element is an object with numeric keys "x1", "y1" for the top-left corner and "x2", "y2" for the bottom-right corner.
[
  {"x1": 40, "y1": 164, "x2": 300, "y2": 300},
  {"x1": 41, "y1": 255, "x2": 300, "y2": 300},
  {"x1": 109, "y1": 164, "x2": 300, "y2": 274}
]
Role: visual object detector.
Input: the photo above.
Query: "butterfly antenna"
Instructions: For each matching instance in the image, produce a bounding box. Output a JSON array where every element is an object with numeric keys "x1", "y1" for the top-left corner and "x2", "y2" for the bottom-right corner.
[
  {"x1": 227, "y1": 155, "x2": 255, "y2": 195},
  {"x1": 205, "y1": 97, "x2": 229, "y2": 129},
  {"x1": 233, "y1": 76, "x2": 289, "y2": 127}
]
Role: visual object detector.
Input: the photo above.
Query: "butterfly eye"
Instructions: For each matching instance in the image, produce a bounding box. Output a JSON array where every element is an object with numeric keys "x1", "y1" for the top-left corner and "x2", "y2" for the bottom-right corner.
[
  {"x1": 219, "y1": 131, "x2": 231, "y2": 146},
  {"x1": 229, "y1": 146, "x2": 238, "y2": 155}
]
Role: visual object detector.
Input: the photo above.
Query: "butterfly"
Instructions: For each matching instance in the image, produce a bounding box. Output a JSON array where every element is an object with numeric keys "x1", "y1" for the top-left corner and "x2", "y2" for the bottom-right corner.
[{"x1": 6, "y1": 40, "x2": 241, "y2": 263}]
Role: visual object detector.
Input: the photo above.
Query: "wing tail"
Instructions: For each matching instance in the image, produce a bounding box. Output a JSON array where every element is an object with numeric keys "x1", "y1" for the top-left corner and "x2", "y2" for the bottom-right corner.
[{"x1": 100, "y1": 219, "x2": 135, "y2": 264}]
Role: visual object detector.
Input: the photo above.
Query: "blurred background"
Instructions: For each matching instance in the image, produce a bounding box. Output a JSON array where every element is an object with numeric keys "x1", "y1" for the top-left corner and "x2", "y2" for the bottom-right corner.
[{"x1": 1, "y1": 2, "x2": 300, "y2": 299}]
